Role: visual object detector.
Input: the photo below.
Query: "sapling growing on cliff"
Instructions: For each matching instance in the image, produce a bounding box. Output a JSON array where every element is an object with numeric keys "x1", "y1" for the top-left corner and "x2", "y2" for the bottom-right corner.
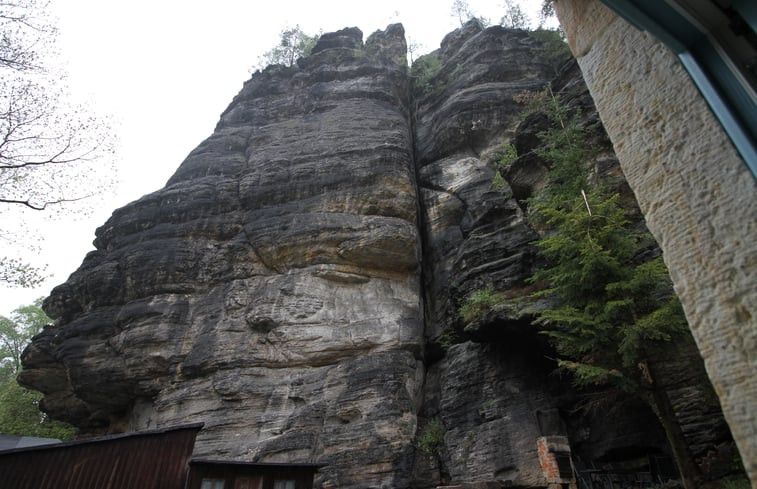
[
  {"x1": 416, "y1": 418, "x2": 445, "y2": 459},
  {"x1": 253, "y1": 25, "x2": 319, "y2": 70},
  {"x1": 458, "y1": 287, "x2": 503, "y2": 323},
  {"x1": 491, "y1": 142, "x2": 517, "y2": 192},
  {"x1": 451, "y1": 0, "x2": 472, "y2": 26},
  {"x1": 524, "y1": 86, "x2": 702, "y2": 489},
  {"x1": 416, "y1": 417, "x2": 449, "y2": 483},
  {"x1": 450, "y1": 0, "x2": 489, "y2": 27}
]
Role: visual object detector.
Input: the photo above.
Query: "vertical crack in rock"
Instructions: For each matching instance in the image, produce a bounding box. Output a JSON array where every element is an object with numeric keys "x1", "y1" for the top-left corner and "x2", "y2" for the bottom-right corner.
[
  {"x1": 21, "y1": 24, "x2": 422, "y2": 489},
  {"x1": 411, "y1": 21, "x2": 561, "y2": 487},
  {"x1": 19, "y1": 20, "x2": 738, "y2": 489}
]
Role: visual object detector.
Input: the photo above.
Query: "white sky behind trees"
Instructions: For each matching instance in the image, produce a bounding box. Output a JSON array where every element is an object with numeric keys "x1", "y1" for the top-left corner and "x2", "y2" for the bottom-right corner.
[{"x1": 1, "y1": 0, "x2": 555, "y2": 315}]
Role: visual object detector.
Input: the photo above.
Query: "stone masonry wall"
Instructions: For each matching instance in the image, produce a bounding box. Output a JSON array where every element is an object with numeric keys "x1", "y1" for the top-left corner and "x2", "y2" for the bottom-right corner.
[{"x1": 554, "y1": 1, "x2": 757, "y2": 484}]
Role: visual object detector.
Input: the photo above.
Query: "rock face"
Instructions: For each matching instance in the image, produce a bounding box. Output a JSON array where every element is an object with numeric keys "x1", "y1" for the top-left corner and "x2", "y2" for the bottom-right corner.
[
  {"x1": 20, "y1": 21, "x2": 740, "y2": 488},
  {"x1": 412, "y1": 26, "x2": 563, "y2": 487},
  {"x1": 414, "y1": 24, "x2": 549, "y2": 348},
  {"x1": 23, "y1": 25, "x2": 421, "y2": 488}
]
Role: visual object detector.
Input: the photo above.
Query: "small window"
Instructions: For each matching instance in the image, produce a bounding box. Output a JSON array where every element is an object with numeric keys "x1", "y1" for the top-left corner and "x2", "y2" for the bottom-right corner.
[
  {"x1": 234, "y1": 476, "x2": 262, "y2": 489},
  {"x1": 201, "y1": 478, "x2": 226, "y2": 489},
  {"x1": 273, "y1": 480, "x2": 295, "y2": 489}
]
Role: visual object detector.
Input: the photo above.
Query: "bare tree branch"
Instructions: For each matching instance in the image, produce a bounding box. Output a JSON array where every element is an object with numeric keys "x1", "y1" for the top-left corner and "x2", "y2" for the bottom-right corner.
[
  {"x1": 0, "y1": 192, "x2": 93, "y2": 210},
  {"x1": 0, "y1": 0, "x2": 115, "y2": 287}
]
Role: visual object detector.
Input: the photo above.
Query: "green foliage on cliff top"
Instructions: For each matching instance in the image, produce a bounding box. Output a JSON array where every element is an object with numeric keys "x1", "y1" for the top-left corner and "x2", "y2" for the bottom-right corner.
[
  {"x1": 254, "y1": 25, "x2": 319, "y2": 70},
  {"x1": 528, "y1": 28, "x2": 572, "y2": 74},
  {"x1": 410, "y1": 52, "x2": 443, "y2": 95}
]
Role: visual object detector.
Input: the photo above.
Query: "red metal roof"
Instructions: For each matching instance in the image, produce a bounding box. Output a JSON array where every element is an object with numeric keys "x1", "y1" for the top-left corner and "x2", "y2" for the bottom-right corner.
[{"x1": 0, "y1": 423, "x2": 203, "y2": 489}]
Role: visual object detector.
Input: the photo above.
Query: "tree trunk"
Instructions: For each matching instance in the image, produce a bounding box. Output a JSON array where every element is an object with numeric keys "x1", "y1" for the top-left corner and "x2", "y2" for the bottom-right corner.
[{"x1": 644, "y1": 361, "x2": 701, "y2": 489}]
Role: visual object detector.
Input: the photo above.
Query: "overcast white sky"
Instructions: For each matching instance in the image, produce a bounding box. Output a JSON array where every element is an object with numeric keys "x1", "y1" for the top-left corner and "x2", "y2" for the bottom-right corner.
[{"x1": 1, "y1": 0, "x2": 553, "y2": 316}]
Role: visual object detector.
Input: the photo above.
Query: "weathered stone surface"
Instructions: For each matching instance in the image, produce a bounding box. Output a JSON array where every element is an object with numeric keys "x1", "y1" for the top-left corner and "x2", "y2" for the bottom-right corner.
[
  {"x1": 19, "y1": 19, "x2": 744, "y2": 489},
  {"x1": 430, "y1": 341, "x2": 561, "y2": 486},
  {"x1": 21, "y1": 24, "x2": 422, "y2": 489},
  {"x1": 414, "y1": 23, "x2": 551, "y2": 348},
  {"x1": 414, "y1": 24, "x2": 553, "y2": 164},
  {"x1": 412, "y1": 21, "x2": 739, "y2": 487}
]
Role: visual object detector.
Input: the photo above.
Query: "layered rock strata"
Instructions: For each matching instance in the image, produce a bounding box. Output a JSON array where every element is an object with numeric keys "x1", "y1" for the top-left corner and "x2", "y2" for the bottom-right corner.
[
  {"x1": 20, "y1": 21, "x2": 741, "y2": 488},
  {"x1": 414, "y1": 23, "x2": 550, "y2": 347},
  {"x1": 22, "y1": 25, "x2": 421, "y2": 489},
  {"x1": 411, "y1": 25, "x2": 564, "y2": 486}
]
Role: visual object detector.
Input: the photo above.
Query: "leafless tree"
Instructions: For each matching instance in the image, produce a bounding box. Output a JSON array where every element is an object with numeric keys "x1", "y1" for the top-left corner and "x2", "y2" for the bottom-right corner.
[
  {"x1": 0, "y1": 0, "x2": 115, "y2": 286},
  {"x1": 501, "y1": 0, "x2": 531, "y2": 29},
  {"x1": 451, "y1": 0, "x2": 472, "y2": 26}
]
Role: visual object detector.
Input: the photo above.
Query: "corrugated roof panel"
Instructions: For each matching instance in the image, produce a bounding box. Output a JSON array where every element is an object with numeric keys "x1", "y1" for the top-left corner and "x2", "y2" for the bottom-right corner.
[
  {"x1": 0, "y1": 423, "x2": 202, "y2": 489},
  {"x1": 0, "y1": 435, "x2": 61, "y2": 450}
]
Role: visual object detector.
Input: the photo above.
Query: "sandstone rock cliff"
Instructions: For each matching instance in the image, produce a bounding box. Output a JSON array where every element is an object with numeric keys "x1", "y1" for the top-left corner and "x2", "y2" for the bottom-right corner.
[
  {"x1": 20, "y1": 21, "x2": 738, "y2": 488},
  {"x1": 23, "y1": 25, "x2": 421, "y2": 489}
]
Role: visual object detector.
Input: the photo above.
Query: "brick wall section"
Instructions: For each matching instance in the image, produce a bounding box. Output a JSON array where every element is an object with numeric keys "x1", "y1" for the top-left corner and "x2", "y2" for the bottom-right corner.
[
  {"x1": 536, "y1": 436, "x2": 573, "y2": 483},
  {"x1": 553, "y1": 1, "x2": 757, "y2": 485},
  {"x1": 537, "y1": 437, "x2": 560, "y2": 480}
]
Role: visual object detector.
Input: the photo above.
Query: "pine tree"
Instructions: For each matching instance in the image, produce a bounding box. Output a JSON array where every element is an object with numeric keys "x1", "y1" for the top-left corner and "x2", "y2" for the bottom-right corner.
[{"x1": 525, "y1": 86, "x2": 701, "y2": 488}]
